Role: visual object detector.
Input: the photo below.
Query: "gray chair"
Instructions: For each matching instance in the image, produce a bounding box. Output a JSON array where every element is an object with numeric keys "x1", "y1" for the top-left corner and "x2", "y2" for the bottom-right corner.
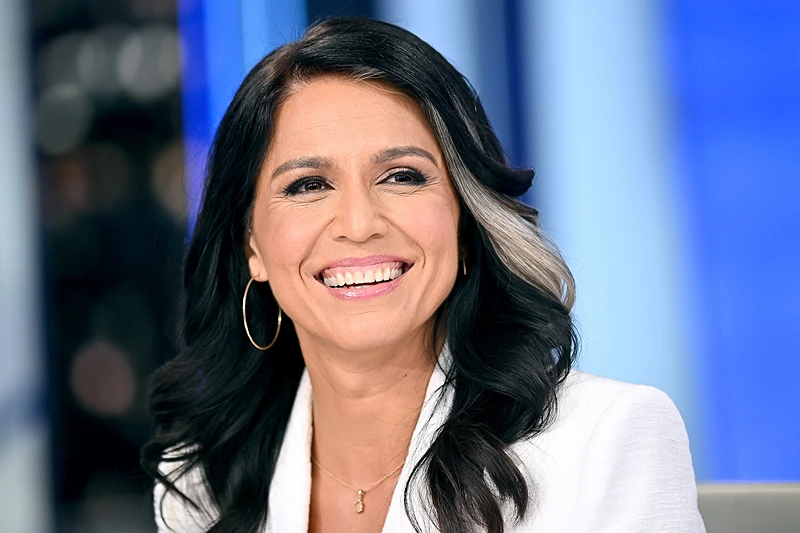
[{"x1": 698, "y1": 483, "x2": 800, "y2": 533}]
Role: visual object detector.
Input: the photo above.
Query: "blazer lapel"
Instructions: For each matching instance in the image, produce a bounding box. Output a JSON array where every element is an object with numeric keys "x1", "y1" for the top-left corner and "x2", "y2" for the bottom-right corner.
[
  {"x1": 382, "y1": 345, "x2": 453, "y2": 533},
  {"x1": 266, "y1": 371, "x2": 313, "y2": 532}
]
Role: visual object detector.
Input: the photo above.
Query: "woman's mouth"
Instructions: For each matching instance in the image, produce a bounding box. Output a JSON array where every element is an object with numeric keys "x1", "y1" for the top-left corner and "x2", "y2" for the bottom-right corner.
[{"x1": 316, "y1": 261, "x2": 412, "y2": 289}]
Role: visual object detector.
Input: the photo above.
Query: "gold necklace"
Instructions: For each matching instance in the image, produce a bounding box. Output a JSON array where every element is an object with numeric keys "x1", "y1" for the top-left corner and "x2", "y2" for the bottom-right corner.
[{"x1": 311, "y1": 456, "x2": 405, "y2": 513}]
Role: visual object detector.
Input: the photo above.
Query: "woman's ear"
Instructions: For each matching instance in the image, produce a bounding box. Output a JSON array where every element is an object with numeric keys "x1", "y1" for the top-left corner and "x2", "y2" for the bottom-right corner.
[{"x1": 244, "y1": 229, "x2": 269, "y2": 281}]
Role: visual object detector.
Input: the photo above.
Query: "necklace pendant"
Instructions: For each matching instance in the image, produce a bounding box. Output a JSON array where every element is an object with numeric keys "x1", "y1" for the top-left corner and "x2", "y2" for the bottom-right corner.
[{"x1": 354, "y1": 489, "x2": 365, "y2": 513}]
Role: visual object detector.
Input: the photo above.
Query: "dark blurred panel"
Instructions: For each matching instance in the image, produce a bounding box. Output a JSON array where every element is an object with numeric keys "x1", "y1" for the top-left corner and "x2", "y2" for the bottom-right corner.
[
  {"x1": 306, "y1": 0, "x2": 373, "y2": 23},
  {"x1": 33, "y1": 0, "x2": 184, "y2": 531}
]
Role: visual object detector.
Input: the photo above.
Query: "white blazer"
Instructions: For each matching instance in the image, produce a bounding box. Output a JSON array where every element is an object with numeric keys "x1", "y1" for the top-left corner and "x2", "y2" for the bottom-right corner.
[{"x1": 155, "y1": 349, "x2": 706, "y2": 532}]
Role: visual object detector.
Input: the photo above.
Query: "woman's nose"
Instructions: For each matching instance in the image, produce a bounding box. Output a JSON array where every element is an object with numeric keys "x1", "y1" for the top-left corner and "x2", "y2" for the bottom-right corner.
[{"x1": 329, "y1": 184, "x2": 388, "y2": 243}]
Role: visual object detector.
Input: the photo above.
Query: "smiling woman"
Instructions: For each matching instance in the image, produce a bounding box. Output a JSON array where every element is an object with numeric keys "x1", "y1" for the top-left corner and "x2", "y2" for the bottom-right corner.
[
  {"x1": 247, "y1": 78, "x2": 461, "y2": 356},
  {"x1": 142, "y1": 17, "x2": 705, "y2": 533}
]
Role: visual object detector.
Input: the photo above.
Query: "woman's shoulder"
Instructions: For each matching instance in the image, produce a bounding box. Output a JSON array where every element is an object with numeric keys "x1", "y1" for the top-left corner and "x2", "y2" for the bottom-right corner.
[
  {"x1": 512, "y1": 367, "x2": 694, "y2": 470},
  {"x1": 510, "y1": 369, "x2": 705, "y2": 531},
  {"x1": 551, "y1": 368, "x2": 687, "y2": 438}
]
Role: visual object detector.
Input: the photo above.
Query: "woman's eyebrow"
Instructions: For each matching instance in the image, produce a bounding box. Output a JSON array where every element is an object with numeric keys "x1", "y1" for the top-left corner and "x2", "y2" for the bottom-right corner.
[
  {"x1": 271, "y1": 156, "x2": 333, "y2": 180},
  {"x1": 271, "y1": 147, "x2": 437, "y2": 180},
  {"x1": 372, "y1": 146, "x2": 438, "y2": 167}
]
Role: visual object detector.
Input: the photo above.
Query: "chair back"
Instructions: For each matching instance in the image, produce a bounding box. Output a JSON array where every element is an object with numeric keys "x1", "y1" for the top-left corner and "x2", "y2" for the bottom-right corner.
[{"x1": 697, "y1": 483, "x2": 800, "y2": 532}]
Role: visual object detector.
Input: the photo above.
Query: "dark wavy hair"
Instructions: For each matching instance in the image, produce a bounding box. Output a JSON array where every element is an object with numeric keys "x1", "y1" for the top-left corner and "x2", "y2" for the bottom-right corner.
[{"x1": 142, "y1": 17, "x2": 578, "y2": 533}]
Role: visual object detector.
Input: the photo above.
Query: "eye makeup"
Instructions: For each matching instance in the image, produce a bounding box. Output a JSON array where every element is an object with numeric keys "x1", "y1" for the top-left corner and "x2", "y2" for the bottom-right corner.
[
  {"x1": 282, "y1": 176, "x2": 330, "y2": 196},
  {"x1": 282, "y1": 166, "x2": 431, "y2": 197}
]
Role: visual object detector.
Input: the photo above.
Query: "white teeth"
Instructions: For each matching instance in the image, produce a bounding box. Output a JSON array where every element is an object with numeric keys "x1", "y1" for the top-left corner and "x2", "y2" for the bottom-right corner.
[{"x1": 321, "y1": 264, "x2": 407, "y2": 288}]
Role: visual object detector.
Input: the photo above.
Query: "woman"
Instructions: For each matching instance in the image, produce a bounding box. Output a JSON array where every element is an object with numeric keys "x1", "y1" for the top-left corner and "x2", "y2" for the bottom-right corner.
[{"x1": 142, "y1": 17, "x2": 705, "y2": 533}]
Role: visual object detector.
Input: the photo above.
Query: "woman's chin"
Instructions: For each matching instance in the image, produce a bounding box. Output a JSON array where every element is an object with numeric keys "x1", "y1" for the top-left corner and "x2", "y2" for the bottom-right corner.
[
  {"x1": 298, "y1": 319, "x2": 423, "y2": 355},
  {"x1": 328, "y1": 331, "x2": 410, "y2": 354}
]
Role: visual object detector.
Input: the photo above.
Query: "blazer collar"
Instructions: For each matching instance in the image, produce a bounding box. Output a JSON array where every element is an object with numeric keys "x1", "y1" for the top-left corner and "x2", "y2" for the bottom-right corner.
[{"x1": 267, "y1": 345, "x2": 454, "y2": 532}]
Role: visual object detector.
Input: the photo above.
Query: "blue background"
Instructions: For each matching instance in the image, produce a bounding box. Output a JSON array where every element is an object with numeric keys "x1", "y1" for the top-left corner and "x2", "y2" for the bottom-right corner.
[{"x1": 177, "y1": 0, "x2": 800, "y2": 482}]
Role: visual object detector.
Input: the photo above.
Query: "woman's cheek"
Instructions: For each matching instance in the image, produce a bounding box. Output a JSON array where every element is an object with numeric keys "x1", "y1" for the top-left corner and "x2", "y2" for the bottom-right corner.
[
  {"x1": 412, "y1": 199, "x2": 459, "y2": 254},
  {"x1": 264, "y1": 207, "x2": 323, "y2": 278},
  {"x1": 267, "y1": 201, "x2": 316, "y2": 245}
]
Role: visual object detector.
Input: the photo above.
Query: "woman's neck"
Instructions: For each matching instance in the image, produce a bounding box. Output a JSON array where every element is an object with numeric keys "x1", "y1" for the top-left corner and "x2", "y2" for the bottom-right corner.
[{"x1": 300, "y1": 330, "x2": 439, "y2": 484}]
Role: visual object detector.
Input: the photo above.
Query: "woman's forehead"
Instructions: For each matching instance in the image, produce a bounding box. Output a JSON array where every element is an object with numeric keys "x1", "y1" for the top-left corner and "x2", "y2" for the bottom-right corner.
[{"x1": 267, "y1": 76, "x2": 441, "y2": 159}]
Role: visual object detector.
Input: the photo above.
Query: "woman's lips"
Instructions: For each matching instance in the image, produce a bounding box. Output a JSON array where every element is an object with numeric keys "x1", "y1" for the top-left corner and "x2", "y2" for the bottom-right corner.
[
  {"x1": 318, "y1": 254, "x2": 411, "y2": 270},
  {"x1": 318, "y1": 261, "x2": 409, "y2": 287},
  {"x1": 320, "y1": 266, "x2": 410, "y2": 300},
  {"x1": 315, "y1": 259, "x2": 413, "y2": 300}
]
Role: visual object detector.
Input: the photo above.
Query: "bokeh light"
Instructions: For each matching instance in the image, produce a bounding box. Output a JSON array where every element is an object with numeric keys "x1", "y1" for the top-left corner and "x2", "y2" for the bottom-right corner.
[
  {"x1": 118, "y1": 25, "x2": 180, "y2": 102},
  {"x1": 77, "y1": 26, "x2": 129, "y2": 97},
  {"x1": 150, "y1": 139, "x2": 187, "y2": 222},
  {"x1": 36, "y1": 84, "x2": 93, "y2": 155},
  {"x1": 69, "y1": 339, "x2": 136, "y2": 417}
]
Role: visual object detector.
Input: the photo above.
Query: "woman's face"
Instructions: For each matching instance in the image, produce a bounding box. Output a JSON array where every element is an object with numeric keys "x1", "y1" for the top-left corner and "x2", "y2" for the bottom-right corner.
[{"x1": 246, "y1": 76, "x2": 461, "y2": 354}]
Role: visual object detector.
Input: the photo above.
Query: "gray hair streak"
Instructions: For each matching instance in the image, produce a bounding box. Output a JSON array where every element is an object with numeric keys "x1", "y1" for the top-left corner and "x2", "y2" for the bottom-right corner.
[{"x1": 424, "y1": 103, "x2": 576, "y2": 311}]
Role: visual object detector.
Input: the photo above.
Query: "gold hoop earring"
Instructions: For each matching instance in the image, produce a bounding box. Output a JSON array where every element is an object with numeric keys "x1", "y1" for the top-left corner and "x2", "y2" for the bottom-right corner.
[
  {"x1": 242, "y1": 277, "x2": 282, "y2": 351},
  {"x1": 461, "y1": 258, "x2": 467, "y2": 276}
]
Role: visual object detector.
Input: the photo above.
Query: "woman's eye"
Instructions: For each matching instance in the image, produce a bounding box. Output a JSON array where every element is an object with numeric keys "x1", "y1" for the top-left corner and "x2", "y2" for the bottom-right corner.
[
  {"x1": 283, "y1": 177, "x2": 330, "y2": 196},
  {"x1": 383, "y1": 169, "x2": 429, "y2": 185}
]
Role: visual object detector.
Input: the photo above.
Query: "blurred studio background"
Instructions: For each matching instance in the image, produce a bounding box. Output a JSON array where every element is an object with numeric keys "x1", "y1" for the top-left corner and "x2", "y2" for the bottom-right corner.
[{"x1": 0, "y1": 0, "x2": 797, "y2": 531}]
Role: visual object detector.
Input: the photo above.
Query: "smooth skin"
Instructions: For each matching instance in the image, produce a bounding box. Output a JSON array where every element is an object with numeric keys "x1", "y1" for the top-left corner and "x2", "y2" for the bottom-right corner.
[{"x1": 245, "y1": 76, "x2": 462, "y2": 532}]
